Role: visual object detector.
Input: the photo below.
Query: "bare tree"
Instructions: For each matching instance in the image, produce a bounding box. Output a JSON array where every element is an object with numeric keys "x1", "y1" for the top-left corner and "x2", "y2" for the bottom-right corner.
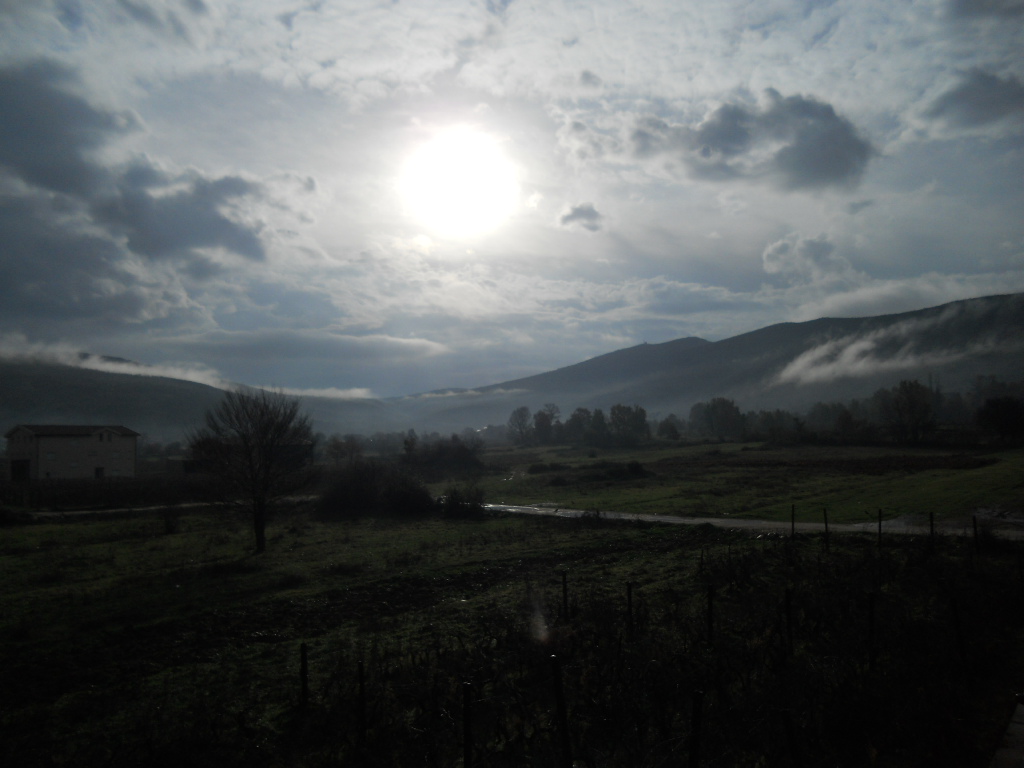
[
  {"x1": 507, "y1": 406, "x2": 532, "y2": 445},
  {"x1": 188, "y1": 388, "x2": 315, "y2": 553}
]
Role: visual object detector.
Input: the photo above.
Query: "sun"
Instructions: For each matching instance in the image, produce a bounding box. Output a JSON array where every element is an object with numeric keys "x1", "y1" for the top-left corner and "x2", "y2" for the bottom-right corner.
[{"x1": 399, "y1": 126, "x2": 520, "y2": 239}]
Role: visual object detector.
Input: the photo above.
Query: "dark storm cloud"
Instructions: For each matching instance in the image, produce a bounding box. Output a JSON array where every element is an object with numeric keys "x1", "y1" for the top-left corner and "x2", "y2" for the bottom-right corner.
[
  {"x1": 927, "y1": 69, "x2": 1024, "y2": 128},
  {"x1": 630, "y1": 89, "x2": 874, "y2": 190},
  {"x1": 0, "y1": 60, "x2": 138, "y2": 196},
  {"x1": 760, "y1": 89, "x2": 874, "y2": 189},
  {"x1": 947, "y1": 0, "x2": 1024, "y2": 18},
  {"x1": 0, "y1": 60, "x2": 267, "y2": 266},
  {"x1": 560, "y1": 203, "x2": 602, "y2": 231},
  {"x1": 0, "y1": 192, "x2": 152, "y2": 325},
  {"x1": 94, "y1": 173, "x2": 266, "y2": 261}
]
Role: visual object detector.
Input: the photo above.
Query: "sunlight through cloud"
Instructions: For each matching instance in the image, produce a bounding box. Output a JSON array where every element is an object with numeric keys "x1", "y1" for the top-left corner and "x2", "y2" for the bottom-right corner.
[{"x1": 399, "y1": 126, "x2": 520, "y2": 239}]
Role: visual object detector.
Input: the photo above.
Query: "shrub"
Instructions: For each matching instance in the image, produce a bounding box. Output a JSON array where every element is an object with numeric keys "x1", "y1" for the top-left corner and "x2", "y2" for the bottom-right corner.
[
  {"x1": 319, "y1": 458, "x2": 434, "y2": 519},
  {"x1": 435, "y1": 484, "x2": 486, "y2": 519}
]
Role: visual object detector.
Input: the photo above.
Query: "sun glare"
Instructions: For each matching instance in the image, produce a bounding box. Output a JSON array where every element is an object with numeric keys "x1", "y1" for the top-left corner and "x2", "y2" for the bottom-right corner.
[{"x1": 399, "y1": 127, "x2": 520, "y2": 239}]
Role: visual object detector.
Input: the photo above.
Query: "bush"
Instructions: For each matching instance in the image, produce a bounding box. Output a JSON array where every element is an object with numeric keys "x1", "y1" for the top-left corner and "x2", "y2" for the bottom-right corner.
[
  {"x1": 435, "y1": 484, "x2": 486, "y2": 519},
  {"x1": 318, "y1": 458, "x2": 435, "y2": 519}
]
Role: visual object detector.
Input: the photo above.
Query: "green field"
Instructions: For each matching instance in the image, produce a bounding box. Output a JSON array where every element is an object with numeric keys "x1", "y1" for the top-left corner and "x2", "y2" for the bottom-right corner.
[
  {"x1": 471, "y1": 442, "x2": 1024, "y2": 524},
  {"x1": 2, "y1": 491, "x2": 1024, "y2": 766}
]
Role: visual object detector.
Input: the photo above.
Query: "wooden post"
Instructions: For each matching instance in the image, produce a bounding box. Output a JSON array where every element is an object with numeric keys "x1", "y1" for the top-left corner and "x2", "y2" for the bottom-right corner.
[
  {"x1": 706, "y1": 586, "x2": 715, "y2": 644},
  {"x1": 551, "y1": 655, "x2": 572, "y2": 768},
  {"x1": 462, "y1": 682, "x2": 473, "y2": 768},
  {"x1": 626, "y1": 581, "x2": 634, "y2": 635},
  {"x1": 690, "y1": 689, "x2": 704, "y2": 767},
  {"x1": 784, "y1": 588, "x2": 794, "y2": 657},
  {"x1": 791, "y1": 503, "x2": 796, "y2": 539},
  {"x1": 561, "y1": 570, "x2": 569, "y2": 620},
  {"x1": 300, "y1": 642, "x2": 309, "y2": 707},
  {"x1": 929, "y1": 509, "x2": 935, "y2": 552},
  {"x1": 973, "y1": 516, "x2": 979, "y2": 552},
  {"x1": 950, "y1": 597, "x2": 968, "y2": 670},
  {"x1": 877, "y1": 509, "x2": 883, "y2": 552},
  {"x1": 783, "y1": 710, "x2": 802, "y2": 768},
  {"x1": 357, "y1": 659, "x2": 366, "y2": 746},
  {"x1": 867, "y1": 593, "x2": 876, "y2": 671},
  {"x1": 823, "y1": 508, "x2": 830, "y2": 553}
]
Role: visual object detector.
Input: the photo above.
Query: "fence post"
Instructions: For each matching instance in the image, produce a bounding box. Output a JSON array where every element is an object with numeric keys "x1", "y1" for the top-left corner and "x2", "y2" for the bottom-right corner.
[
  {"x1": 791, "y1": 504, "x2": 796, "y2": 539},
  {"x1": 822, "y1": 508, "x2": 830, "y2": 553},
  {"x1": 784, "y1": 587, "x2": 794, "y2": 657},
  {"x1": 463, "y1": 682, "x2": 473, "y2": 768},
  {"x1": 706, "y1": 586, "x2": 715, "y2": 644},
  {"x1": 626, "y1": 581, "x2": 634, "y2": 635},
  {"x1": 690, "y1": 689, "x2": 704, "y2": 767},
  {"x1": 551, "y1": 655, "x2": 573, "y2": 768},
  {"x1": 867, "y1": 592, "x2": 876, "y2": 671},
  {"x1": 300, "y1": 642, "x2": 309, "y2": 708},
  {"x1": 357, "y1": 659, "x2": 366, "y2": 746},
  {"x1": 783, "y1": 710, "x2": 802, "y2": 768},
  {"x1": 877, "y1": 509, "x2": 883, "y2": 552}
]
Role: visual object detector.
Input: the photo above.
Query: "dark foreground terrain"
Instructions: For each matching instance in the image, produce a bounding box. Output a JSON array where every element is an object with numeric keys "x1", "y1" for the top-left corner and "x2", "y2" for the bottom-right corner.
[{"x1": 1, "y1": 498, "x2": 1022, "y2": 767}]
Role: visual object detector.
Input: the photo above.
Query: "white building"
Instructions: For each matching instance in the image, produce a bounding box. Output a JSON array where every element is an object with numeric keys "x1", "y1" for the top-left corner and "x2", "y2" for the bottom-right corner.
[{"x1": 4, "y1": 425, "x2": 140, "y2": 481}]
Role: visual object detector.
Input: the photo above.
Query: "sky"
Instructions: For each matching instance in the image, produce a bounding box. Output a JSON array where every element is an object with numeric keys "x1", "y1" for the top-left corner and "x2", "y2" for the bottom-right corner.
[{"x1": 1, "y1": 0, "x2": 1022, "y2": 400}]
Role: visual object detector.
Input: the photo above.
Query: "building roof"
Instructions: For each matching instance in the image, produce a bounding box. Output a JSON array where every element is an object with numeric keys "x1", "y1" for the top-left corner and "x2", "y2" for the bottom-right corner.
[{"x1": 4, "y1": 425, "x2": 141, "y2": 439}]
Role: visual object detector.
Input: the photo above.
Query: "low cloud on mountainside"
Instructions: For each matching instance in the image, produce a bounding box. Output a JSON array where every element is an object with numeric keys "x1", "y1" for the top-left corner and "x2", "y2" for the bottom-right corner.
[
  {"x1": 0, "y1": 332, "x2": 228, "y2": 388},
  {"x1": 774, "y1": 299, "x2": 1024, "y2": 386}
]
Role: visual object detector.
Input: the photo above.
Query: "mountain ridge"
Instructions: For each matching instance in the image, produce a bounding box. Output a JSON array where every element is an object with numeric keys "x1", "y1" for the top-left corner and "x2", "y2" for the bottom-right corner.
[{"x1": 2, "y1": 292, "x2": 1022, "y2": 440}]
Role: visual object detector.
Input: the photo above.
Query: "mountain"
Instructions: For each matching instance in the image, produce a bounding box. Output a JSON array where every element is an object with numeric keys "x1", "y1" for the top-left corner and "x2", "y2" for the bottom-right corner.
[
  {"x1": 411, "y1": 292, "x2": 1024, "y2": 429},
  {"x1": 2, "y1": 292, "x2": 1023, "y2": 441}
]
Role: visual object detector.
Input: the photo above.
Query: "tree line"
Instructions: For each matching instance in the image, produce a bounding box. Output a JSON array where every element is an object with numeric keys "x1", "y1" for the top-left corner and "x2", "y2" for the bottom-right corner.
[
  {"x1": 176, "y1": 376, "x2": 1024, "y2": 553},
  {"x1": 503, "y1": 376, "x2": 1024, "y2": 448}
]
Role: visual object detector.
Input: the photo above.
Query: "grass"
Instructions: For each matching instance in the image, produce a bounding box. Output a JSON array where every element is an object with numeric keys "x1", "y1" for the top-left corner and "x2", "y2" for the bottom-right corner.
[
  {"x1": 2, "y1": 442, "x2": 1023, "y2": 765},
  {"x1": 472, "y1": 442, "x2": 1024, "y2": 523},
  {"x1": 1, "y1": 497, "x2": 1024, "y2": 766}
]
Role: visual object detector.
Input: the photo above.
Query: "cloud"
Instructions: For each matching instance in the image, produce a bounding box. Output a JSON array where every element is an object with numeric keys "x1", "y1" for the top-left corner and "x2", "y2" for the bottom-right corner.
[
  {"x1": 927, "y1": 69, "x2": 1024, "y2": 128},
  {"x1": 762, "y1": 234, "x2": 846, "y2": 282},
  {"x1": 774, "y1": 327, "x2": 974, "y2": 386},
  {"x1": 273, "y1": 386, "x2": 376, "y2": 400},
  {"x1": 947, "y1": 0, "x2": 1024, "y2": 18},
  {"x1": 93, "y1": 171, "x2": 266, "y2": 261},
  {"x1": 0, "y1": 60, "x2": 139, "y2": 196},
  {"x1": 0, "y1": 189, "x2": 189, "y2": 326},
  {"x1": 560, "y1": 202, "x2": 603, "y2": 231},
  {"x1": 162, "y1": 330, "x2": 450, "y2": 367},
  {"x1": 775, "y1": 294, "x2": 1024, "y2": 385},
  {"x1": 0, "y1": 60, "x2": 268, "y2": 264},
  {"x1": 0, "y1": 332, "x2": 227, "y2": 387},
  {"x1": 630, "y1": 89, "x2": 874, "y2": 190}
]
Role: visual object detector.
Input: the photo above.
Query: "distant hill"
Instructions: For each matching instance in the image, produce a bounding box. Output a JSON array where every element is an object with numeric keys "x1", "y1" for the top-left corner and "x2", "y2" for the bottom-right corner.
[
  {"x1": 2, "y1": 292, "x2": 1023, "y2": 441},
  {"x1": 410, "y1": 291, "x2": 1024, "y2": 429}
]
